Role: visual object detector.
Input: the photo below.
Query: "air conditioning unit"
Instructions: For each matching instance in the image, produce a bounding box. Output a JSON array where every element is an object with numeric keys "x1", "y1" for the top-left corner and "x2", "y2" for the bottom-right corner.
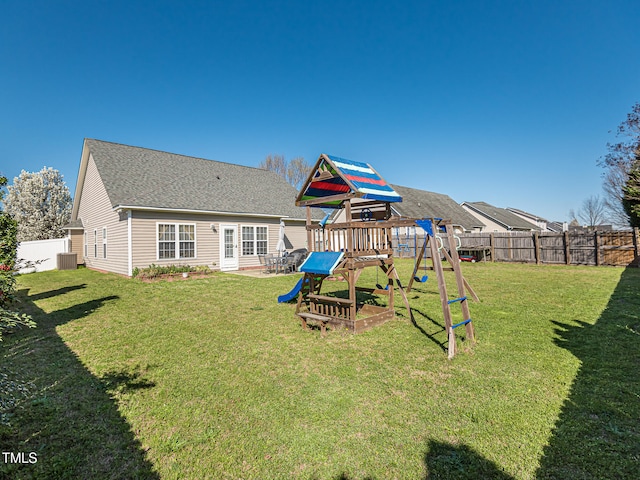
[{"x1": 57, "y1": 253, "x2": 77, "y2": 270}]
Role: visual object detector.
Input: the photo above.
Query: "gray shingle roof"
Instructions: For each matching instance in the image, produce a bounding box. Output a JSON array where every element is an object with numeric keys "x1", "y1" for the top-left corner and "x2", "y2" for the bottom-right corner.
[
  {"x1": 505, "y1": 207, "x2": 548, "y2": 223},
  {"x1": 463, "y1": 201, "x2": 540, "y2": 230},
  {"x1": 390, "y1": 184, "x2": 485, "y2": 231},
  {"x1": 85, "y1": 139, "x2": 322, "y2": 220},
  {"x1": 62, "y1": 219, "x2": 84, "y2": 229}
]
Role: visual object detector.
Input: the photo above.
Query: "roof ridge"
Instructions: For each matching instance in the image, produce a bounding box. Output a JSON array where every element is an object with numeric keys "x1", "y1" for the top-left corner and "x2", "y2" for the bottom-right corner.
[{"x1": 85, "y1": 138, "x2": 272, "y2": 174}]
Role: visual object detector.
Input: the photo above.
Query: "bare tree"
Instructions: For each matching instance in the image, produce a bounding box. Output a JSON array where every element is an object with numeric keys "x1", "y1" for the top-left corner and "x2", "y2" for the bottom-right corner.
[
  {"x1": 259, "y1": 154, "x2": 311, "y2": 190},
  {"x1": 259, "y1": 155, "x2": 287, "y2": 178},
  {"x1": 599, "y1": 102, "x2": 640, "y2": 226},
  {"x1": 570, "y1": 195, "x2": 608, "y2": 227},
  {"x1": 286, "y1": 157, "x2": 312, "y2": 189}
]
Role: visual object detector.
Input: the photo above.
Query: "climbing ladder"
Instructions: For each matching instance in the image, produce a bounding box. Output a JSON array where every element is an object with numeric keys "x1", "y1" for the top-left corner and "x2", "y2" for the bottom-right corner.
[{"x1": 414, "y1": 218, "x2": 477, "y2": 359}]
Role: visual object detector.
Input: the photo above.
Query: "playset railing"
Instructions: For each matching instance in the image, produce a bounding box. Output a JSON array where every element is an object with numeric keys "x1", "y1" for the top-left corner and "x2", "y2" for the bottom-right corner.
[{"x1": 307, "y1": 222, "x2": 394, "y2": 257}]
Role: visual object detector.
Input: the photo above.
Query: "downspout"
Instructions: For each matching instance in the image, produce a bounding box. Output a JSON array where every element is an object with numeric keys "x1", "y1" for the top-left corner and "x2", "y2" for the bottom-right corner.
[{"x1": 127, "y1": 210, "x2": 133, "y2": 276}]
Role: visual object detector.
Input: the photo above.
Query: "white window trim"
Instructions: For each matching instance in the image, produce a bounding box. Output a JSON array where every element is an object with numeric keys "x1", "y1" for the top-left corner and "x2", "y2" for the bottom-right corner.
[
  {"x1": 102, "y1": 227, "x2": 107, "y2": 259},
  {"x1": 84, "y1": 232, "x2": 88, "y2": 258},
  {"x1": 93, "y1": 229, "x2": 98, "y2": 258},
  {"x1": 241, "y1": 225, "x2": 269, "y2": 256},
  {"x1": 156, "y1": 222, "x2": 197, "y2": 261}
]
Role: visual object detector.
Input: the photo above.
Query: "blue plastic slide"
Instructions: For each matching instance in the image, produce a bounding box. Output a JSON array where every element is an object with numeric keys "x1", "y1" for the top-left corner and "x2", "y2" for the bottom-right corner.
[{"x1": 277, "y1": 278, "x2": 305, "y2": 303}]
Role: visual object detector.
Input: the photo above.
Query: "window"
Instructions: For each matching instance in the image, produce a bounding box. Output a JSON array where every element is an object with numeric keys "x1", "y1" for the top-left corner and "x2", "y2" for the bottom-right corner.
[
  {"x1": 242, "y1": 226, "x2": 255, "y2": 255},
  {"x1": 241, "y1": 226, "x2": 268, "y2": 256},
  {"x1": 158, "y1": 223, "x2": 195, "y2": 260},
  {"x1": 84, "y1": 232, "x2": 88, "y2": 258},
  {"x1": 102, "y1": 227, "x2": 107, "y2": 259},
  {"x1": 179, "y1": 224, "x2": 195, "y2": 258},
  {"x1": 94, "y1": 229, "x2": 97, "y2": 258},
  {"x1": 256, "y1": 226, "x2": 268, "y2": 255}
]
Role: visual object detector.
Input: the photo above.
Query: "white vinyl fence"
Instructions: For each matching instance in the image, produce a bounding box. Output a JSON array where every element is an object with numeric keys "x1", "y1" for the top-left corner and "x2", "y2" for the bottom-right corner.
[{"x1": 16, "y1": 238, "x2": 69, "y2": 273}]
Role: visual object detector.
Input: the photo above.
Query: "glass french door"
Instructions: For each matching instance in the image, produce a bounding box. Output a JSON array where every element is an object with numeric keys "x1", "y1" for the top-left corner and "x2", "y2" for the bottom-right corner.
[{"x1": 219, "y1": 225, "x2": 238, "y2": 271}]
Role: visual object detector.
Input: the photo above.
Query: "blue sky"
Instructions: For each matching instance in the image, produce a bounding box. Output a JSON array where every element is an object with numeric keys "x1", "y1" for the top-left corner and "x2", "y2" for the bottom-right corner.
[{"x1": 1, "y1": 0, "x2": 639, "y2": 222}]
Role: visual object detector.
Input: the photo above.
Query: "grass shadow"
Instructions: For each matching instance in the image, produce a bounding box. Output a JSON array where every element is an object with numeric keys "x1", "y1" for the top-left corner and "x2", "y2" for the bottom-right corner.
[
  {"x1": 1, "y1": 285, "x2": 159, "y2": 479},
  {"x1": 22, "y1": 283, "x2": 87, "y2": 302},
  {"x1": 423, "y1": 440, "x2": 514, "y2": 479},
  {"x1": 535, "y1": 267, "x2": 640, "y2": 478},
  {"x1": 408, "y1": 307, "x2": 447, "y2": 352}
]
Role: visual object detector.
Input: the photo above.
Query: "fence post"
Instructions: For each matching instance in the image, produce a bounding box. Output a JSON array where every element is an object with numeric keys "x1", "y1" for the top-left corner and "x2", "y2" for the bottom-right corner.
[
  {"x1": 489, "y1": 233, "x2": 495, "y2": 262},
  {"x1": 564, "y1": 231, "x2": 571, "y2": 265},
  {"x1": 533, "y1": 231, "x2": 540, "y2": 264},
  {"x1": 634, "y1": 227, "x2": 640, "y2": 266},
  {"x1": 594, "y1": 231, "x2": 600, "y2": 266}
]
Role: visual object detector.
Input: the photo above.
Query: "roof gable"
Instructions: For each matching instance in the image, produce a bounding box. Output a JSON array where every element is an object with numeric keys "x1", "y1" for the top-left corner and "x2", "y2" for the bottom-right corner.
[
  {"x1": 296, "y1": 154, "x2": 401, "y2": 208},
  {"x1": 74, "y1": 139, "x2": 322, "y2": 220}
]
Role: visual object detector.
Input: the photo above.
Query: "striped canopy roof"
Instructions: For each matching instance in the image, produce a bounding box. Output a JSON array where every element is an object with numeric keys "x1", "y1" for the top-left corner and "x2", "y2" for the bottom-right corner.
[{"x1": 296, "y1": 154, "x2": 402, "y2": 208}]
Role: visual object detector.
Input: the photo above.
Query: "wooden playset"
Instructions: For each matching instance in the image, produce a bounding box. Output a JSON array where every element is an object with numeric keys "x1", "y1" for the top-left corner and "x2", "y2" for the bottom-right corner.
[{"x1": 285, "y1": 153, "x2": 477, "y2": 358}]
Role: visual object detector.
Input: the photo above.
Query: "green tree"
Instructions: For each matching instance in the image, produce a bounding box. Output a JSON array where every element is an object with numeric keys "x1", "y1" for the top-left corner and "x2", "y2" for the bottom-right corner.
[{"x1": 622, "y1": 158, "x2": 640, "y2": 227}]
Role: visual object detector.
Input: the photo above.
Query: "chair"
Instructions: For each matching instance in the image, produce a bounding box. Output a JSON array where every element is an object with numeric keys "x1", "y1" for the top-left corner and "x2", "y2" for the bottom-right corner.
[
  {"x1": 262, "y1": 254, "x2": 278, "y2": 273},
  {"x1": 258, "y1": 254, "x2": 267, "y2": 273},
  {"x1": 282, "y1": 253, "x2": 301, "y2": 273},
  {"x1": 288, "y1": 248, "x2": 308, "y2": 269}
]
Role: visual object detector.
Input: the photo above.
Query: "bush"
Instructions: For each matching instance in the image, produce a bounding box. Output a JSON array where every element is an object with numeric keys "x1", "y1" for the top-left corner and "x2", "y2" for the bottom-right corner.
[
  {"x1": 132, "y1": 264, "x2": 212, "y2": 280},
  {"x1": 0, "y1": 209, "x2": 34, "y2": 340}
]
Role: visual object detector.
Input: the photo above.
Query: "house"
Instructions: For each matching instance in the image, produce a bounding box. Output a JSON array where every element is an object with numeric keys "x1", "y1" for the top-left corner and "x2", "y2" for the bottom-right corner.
[
  {"x1": 461, "y1": 201, "x2": 540, "y2": 232},
  {"x1": 390, "y1": 184, "x2": 485, "y2": 234},
  {"x1": 66, "y1": 139, "x2": 322, "y2": 276},
  {"x1": 506, "y1": 207, "x2": 554, "y2": 232}
]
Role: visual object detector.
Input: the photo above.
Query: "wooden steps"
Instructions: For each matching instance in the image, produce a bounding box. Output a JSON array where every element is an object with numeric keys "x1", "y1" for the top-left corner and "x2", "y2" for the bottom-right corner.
[{"x1": 297, "y1": 312, "x2": 331, "y2": 335}]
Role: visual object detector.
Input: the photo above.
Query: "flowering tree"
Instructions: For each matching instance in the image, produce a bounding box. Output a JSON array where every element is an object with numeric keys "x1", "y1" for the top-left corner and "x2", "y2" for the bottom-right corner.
[{"x1": 4, "y1": 167, "x2": 72, "y2": 241}]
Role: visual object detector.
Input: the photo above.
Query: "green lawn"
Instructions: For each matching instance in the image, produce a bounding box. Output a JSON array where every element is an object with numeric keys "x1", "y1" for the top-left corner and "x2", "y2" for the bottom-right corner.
[{"x1": 1, "y1": 261, "x2": 639, "y2": 479}]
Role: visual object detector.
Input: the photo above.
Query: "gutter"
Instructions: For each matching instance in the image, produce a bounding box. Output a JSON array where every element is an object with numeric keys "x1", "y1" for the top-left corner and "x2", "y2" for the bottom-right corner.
[{"x1": 113, "y1": 205, "x2": 291, "y2": 219}]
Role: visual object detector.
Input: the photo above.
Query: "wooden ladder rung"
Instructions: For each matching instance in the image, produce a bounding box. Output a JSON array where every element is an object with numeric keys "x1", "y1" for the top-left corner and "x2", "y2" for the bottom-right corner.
[{"x1": 297, "y1": 312, "x2": 331, "y2": 321}]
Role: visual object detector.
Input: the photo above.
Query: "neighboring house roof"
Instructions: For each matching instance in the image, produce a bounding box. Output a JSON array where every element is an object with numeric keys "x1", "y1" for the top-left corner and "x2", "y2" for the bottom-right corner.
[
  {"x1": 296, "y1": 154, "x2": 401, "y2": 208},
  {"x1": 547, "y1": 221, "x2": 566, "y2": 232},
  {"x1": 390, "y1": 184, "x2": 485, "y2": 231},
  {"x1": 462, "y1": 201, "x2": 540, "y2": 231},
  {"x1": 505, "y1": 207, "x2": 548, "y2": 223},
  {"x1": 73, "y1": 139, "x2": 322, "y2": 220}
]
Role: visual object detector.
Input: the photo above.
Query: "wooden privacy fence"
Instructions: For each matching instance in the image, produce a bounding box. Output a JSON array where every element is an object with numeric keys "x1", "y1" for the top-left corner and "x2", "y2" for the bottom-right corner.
[{"x1": 394, "y1": 228, "x2": 640, "y2": 267}]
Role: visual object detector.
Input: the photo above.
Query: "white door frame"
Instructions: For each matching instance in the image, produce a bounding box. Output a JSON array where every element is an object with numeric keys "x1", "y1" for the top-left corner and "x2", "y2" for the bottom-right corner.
[{"x1": 219, "y1": 224, "x2": 239, "y2": 271}]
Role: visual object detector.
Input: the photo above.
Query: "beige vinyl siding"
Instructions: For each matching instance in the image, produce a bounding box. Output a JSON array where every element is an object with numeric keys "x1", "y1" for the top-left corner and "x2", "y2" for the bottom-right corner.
[
  {"x1": 131, "y1": 212, "x2": 310, "y2": 271},
  {"x1": 77, "y1": 155, "x2": 129, "y2": 275},
  {"x1": 68, "y1": 230, "x2": 84, "y2": 264},
  {"x1": 283, "y1": 220, "x2": 309, "y2": 251},
  {"x1": 131, "y1": 211, "x2": 219, "y2": 270}
]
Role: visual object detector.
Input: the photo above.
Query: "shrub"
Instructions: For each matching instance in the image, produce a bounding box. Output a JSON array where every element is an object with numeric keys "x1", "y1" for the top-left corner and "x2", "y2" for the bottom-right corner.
[
  {"x1": 132, "y1": 264, "x2": 212, "y2": 280},
  {"x1": 0, "y1": 209, "x2": 34, "y2": 340}
]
